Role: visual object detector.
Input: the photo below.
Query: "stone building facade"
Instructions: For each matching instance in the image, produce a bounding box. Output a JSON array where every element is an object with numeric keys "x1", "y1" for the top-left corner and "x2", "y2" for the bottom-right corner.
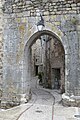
[
  {"x1": 31, "y1": 39, "x2": 43, "y2": 76},
  {"x1": 0, "y1": 0, "x2": 80, "y2": 107},
  {"x1": 44, "y1": 36, "x2": 65, "y2": 90}
]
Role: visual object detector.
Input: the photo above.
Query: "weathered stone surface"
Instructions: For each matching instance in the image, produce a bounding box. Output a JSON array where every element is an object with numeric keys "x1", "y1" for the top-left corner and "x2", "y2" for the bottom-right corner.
[
  {"x1": 0, "y1": 0, "x2": 80, "y2": 107},
  {"x1": 62, "y1": 93, "x2": 80, "y2": 107},
  {"x1": 0, "y1": 0, "x2": 3, "y2": 103},
  {"x1": 2, "y1": 0, "x2": 80, "y2": 15}
]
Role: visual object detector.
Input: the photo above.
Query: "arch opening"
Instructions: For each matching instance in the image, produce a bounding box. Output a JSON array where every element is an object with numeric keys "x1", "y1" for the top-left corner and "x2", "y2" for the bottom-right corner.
[{"x1": 24, "y1": 30, "x2": 65, "y2": 93}]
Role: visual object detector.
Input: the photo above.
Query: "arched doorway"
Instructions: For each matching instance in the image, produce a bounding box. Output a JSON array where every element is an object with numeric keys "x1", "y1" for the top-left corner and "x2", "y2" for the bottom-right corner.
[{"x1": 24, "y1": 30, "x2": 65, "y2": 95}]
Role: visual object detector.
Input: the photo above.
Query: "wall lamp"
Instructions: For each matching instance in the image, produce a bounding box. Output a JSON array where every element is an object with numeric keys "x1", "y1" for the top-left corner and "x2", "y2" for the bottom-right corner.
[{"x1": 37, "y1": 14, "x2": 45, "y2": 31}]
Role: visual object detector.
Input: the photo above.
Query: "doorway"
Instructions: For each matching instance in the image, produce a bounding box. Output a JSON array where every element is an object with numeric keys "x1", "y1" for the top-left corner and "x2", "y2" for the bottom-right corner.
[
  {"x1": 52, "y1": 68, "x2": 61, "y2": 89},
  {"x1": 35, "y1": 65, "x2": 38, "y2": 76}
]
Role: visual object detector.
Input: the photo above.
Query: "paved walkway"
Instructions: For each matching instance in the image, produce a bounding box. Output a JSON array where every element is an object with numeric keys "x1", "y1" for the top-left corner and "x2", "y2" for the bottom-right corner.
[
  {"x1": 0, "y1": 77, "x2": 80, "y2": 120},
  {"x1": 18, "y1": 87, "x2": 54, "y2": 120}
]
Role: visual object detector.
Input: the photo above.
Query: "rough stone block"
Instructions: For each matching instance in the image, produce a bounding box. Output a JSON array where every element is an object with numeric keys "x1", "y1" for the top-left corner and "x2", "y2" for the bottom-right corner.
[{"x1": 62, "y1": 93, "x2": 80, "y2": 107}]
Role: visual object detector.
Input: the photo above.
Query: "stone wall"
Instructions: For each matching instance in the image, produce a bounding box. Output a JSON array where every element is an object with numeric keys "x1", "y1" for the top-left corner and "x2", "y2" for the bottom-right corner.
[
  {"x1": 3, "y1": 0, "x2": 80, "y2": 15},
  {"x1": 0, "y1": 0, "x2": 3, "y2": 99},
  {"x1": 2, "y1": 15, "x2": 28, "y2": 107},
  {"x1": 31, "y1": 39, "x2": 43, "y2": 76},
  {"x1": 50, "y1": 37, "x2": 65, "y2": 89},
  {"x1": 1, "y1": 0, "x2": 80, "y2": 106}
]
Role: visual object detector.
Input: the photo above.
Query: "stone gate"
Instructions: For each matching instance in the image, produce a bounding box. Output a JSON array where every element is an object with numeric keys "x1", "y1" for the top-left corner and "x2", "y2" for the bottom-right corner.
[{"x1": 0, "y1": 0, "x2": 80, "y2": 107}]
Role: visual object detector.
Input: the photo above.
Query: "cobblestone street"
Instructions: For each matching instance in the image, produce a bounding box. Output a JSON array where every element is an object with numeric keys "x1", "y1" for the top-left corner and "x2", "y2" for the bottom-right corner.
[{"x1": 0, "y1": 78, "x2": 80, "y2": 120}]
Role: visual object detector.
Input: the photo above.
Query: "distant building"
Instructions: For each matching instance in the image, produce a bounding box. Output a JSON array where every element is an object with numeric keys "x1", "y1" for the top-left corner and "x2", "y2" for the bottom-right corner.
[{"x1": 32, "y1": 36, "x2": 65, "y2": 91}]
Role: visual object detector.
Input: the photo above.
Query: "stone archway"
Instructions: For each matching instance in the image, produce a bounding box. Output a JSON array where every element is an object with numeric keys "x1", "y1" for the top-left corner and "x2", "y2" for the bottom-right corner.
[{"x1": 24, "y1": 30, "x2": 68, "y2": 100}]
